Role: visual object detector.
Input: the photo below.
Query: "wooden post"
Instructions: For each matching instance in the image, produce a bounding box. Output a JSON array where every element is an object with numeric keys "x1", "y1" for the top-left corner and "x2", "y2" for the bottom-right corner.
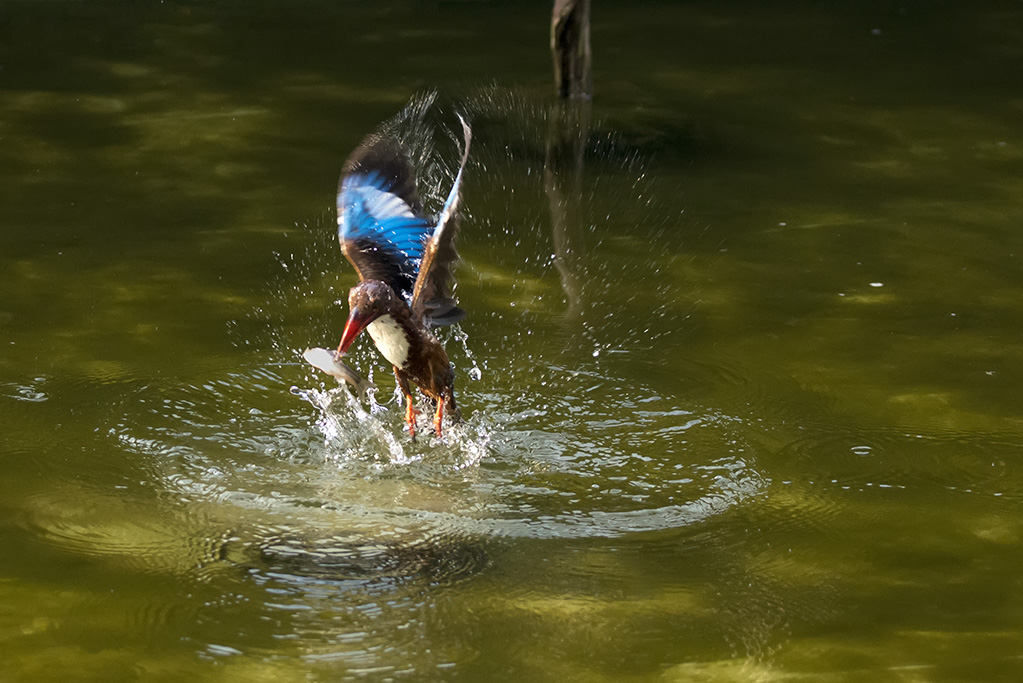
[{"x1": 551, "y1": 0, "x2": 593, "y2": 100}]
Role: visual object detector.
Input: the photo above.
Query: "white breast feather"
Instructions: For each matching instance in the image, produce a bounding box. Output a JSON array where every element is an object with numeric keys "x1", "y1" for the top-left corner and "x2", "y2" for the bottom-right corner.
[{"x1": 367, "y1": 315, "x2": 410, "y2": 368}]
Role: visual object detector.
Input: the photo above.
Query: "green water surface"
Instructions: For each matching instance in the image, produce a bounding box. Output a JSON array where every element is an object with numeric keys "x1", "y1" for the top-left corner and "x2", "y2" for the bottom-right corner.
[{"x1": 2, "y1": 1, "x2": 1023, "y2": 681}]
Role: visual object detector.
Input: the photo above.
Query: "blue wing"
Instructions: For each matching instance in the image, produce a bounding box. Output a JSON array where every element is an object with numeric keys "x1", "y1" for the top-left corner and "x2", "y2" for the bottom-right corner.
[{"x1": 337, "y1": 138, "x2": 435, "y2": 302}]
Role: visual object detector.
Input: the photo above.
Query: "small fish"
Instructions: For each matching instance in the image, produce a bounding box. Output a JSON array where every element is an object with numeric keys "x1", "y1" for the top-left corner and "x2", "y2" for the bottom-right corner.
[{"x1": 302, "y1": 347, "x2": 376, "y2": 400}]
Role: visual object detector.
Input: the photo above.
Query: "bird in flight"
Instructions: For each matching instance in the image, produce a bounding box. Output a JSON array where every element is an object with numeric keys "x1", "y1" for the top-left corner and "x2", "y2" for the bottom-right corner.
[{"x1": 333, "y1": 114, "x2": 472, "y2": 438}]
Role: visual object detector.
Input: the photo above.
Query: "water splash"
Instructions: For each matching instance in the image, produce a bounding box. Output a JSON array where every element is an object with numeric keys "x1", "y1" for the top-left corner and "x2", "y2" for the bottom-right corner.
[
  {"x1": 450, "y1": 325, "x2": 484, "y2": 382},
  {"x1": 292, "y1": 382, "x2": 492, "y2": 472},
  {"x1": 292, "y1": 385, "x2": 409, "y2": 466}
]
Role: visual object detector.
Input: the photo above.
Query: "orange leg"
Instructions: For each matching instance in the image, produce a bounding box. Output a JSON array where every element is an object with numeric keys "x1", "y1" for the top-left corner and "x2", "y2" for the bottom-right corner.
[
  {"x1": 405, "y1": 396, "x2": 421, "y2": 438},
  {"x1": 433, "y1": 397, "x2": 445, "y2": 437},
  {"x1": 394, "y1": 367, "x2": 419, "y2": 438}
]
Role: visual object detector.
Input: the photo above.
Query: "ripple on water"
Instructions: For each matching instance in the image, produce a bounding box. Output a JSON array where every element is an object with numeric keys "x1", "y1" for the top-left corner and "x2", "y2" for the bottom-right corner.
[
  {"x1": 96, "y1": 348, "x2": 766, "y2": 597},
  {"x1": 247, "y1": 526, "x2": 489, "y2": 588},
  {"x1": 282, "y1": 360, "x2": 768, "y2": 540},
  {"x1": 775, "y1": 423, "x2": 1023, "y2": 499},
  {"x1": 0, "y1": 377, "x2": 49, "y2": 403}
]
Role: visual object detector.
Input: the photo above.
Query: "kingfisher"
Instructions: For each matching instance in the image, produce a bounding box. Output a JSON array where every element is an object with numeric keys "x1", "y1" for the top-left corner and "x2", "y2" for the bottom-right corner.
[{"x1": 333, "y1": 115, "x2": 472, "y2": 438}]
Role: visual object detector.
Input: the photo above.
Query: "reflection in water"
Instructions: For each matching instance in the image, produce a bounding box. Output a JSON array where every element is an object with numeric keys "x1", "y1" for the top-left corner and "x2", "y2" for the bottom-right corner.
[{"x1": 545, "y1": 98, "x2": 592, "y2": 317}]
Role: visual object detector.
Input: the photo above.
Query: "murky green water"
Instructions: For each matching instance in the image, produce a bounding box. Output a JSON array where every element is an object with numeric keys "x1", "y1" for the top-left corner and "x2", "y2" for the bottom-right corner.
[{"x1": 3, "y1": 1, "x2": 1023, "y2": 680}]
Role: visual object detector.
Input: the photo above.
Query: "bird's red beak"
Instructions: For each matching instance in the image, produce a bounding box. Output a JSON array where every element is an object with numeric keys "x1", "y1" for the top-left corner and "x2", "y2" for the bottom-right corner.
[{"x1": 335, "y1": 307, "x2": 371, "y2": 359}]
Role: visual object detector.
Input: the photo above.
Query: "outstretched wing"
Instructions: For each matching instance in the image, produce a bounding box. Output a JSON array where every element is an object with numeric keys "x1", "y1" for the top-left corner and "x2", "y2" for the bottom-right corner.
[
  {"x1": 411, "y1": 114, "x2": 472, "y2": 326},
  {"x1": 337, "y1": 134, "x2": 434, "y2": 302}
]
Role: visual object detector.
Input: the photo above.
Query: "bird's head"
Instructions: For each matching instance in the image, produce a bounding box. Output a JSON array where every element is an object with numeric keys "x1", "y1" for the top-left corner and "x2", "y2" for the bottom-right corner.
[{"x1": 335, "y1": 280, "x2": 399, "y2": 358}]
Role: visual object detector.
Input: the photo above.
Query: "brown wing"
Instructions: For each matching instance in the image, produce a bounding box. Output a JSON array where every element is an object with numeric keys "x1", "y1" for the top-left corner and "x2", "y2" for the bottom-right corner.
[{"x1": 410, "y1": 114, "x2": 472, "y2": 325}]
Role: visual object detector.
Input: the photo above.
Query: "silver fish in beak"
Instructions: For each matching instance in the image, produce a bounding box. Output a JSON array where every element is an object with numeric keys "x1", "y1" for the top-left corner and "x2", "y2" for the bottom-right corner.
[{"x1": 302, "y1": 347, "x2": 376, "y2": 401}]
